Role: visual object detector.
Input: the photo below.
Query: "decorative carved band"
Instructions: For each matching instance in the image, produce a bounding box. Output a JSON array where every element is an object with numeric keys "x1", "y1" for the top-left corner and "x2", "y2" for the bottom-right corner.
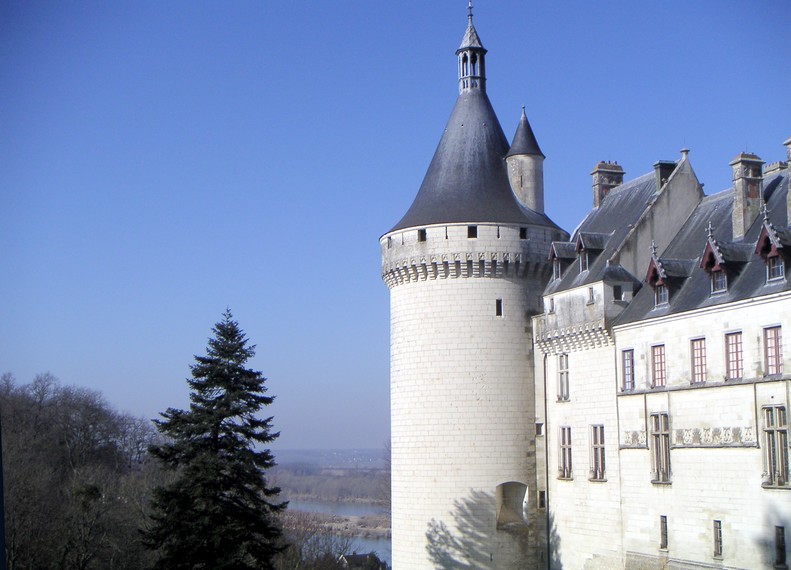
[
  {"x1": 381, "y1": 251, "x2": 549, "y2": 289},
  {"x1": 673, "y1": 426, "x2": 756, "y2": 447},
  {"x1": 535, "y1": 319, "x2": 612, "y2": 353}
]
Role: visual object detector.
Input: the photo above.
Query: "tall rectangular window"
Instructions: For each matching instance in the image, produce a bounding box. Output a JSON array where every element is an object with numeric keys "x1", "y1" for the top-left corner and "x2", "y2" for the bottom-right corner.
[
  {"x1": 777, "y1": 526, "x2": 787, "y2": 567},
  {"x1": 557, "y1": 354, "x2": 569, "y2": 401},
  {"x1": 713, "y1": 520, "x2": 723, "y2": 558},
  {"x1": 768, "y1": 255, "x2": 785, "y2": 281},
  {"x1": 763, "y1": 406, "x2": 789, "y2": 487},
  {"x1": 552, "y1": 258, "x2": 562, "y2": 280},
  {"x1": 559, "y1": 426, "x2": 572, "y2": 479},
  {"x1": 711, "y1": 269, "x2": 727, "y2": 293},
  {"x1": 725, "y1": 332, "x2": 743, "y2": 380},
  {"x1": 655, "y1": 284, "x2": 669, "y2": 306},
  {"x1": 580, "y1": 251, "x2": 589, "y2": 272},
  {"x1": 691, "y1": 338, "x2": 706, "y2": 384},
  {"x1": 765, "y1": 326, "x2": 783, "y2": 375},
  {"x1": 652, "y1": 345, "x2": 666, "y2": 388},
  {"x1": 651, "y1": 412, "x2": 671, "y2": 483},
  {"x1": 660, "y1": 515, "x2": 668, "y2": 549},
  {"x1": 590, "y1": 425, "x2": 606, "y2": 481},
  {"x1": 495, "y1": 299, "x2": 503, "y2": 316},
  {"x1": 622, "y1": 349, "x2": 635, "y2": 391}
]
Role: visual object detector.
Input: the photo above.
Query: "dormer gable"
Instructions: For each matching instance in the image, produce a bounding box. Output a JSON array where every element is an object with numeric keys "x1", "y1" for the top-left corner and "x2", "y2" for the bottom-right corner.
[
  {"x1": 645, "y1": 243, "x2": 694, "y2": 307},
  {"x1": 699, "y1": 224, "x2": 729, "y2": 293},
  {"x1": 755, "y1": 217, "x2": 786, "y2": 259},
  {"x1": 575, "y1": 232, "x2": 610, "y2": 273},
  {"x1": 755, "y1": 215, "x2": 790, "y2": 282},
  {"x1": 549, "y1": 241, "x2": 577, "y2": 280}
]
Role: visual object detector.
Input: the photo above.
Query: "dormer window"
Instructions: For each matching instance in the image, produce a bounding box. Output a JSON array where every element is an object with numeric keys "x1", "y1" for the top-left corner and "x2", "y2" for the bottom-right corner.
[
  {"x1": 580, "y1": 250, "x2": 589, "y2": 272},
  {"x1": 655, "y1": 284, "x2": 668, "y2": 306},
  {"x1": 711, "y1": 269, "x2": 727, "y2": 293},
  {"x1": 768, "y1": 255, "x2": 785, "y2": 281},
  {"x1": 553, "y1": 258, "x2": 562, "y2": 280}
]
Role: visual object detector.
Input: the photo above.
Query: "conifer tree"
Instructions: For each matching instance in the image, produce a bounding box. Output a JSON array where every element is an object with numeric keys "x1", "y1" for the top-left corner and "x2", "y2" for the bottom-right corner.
[{"x1": 145, "y1": 310, "x2": 285, "y2": 569}]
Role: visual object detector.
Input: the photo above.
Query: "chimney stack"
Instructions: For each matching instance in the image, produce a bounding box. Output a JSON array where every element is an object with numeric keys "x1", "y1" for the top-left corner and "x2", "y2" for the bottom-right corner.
[
  {"x1": 653, "y1": 160, "x2": 677, "y2": 191},
  {"x1": 590, "y1": 161, "x2": 624, "y2": 208},
  {"x1": 730, "y1": 152, "x2": 764, "y2": 240}
]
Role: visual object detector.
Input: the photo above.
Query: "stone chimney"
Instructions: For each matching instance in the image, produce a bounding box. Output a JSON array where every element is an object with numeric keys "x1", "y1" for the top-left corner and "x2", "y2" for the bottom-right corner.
[
  {"x1": 730, "y1": 152, "x2": 764, "y2": 240},
  {"x1": 590, "y1": 161, "x2": 625, "y2": 208},
  {"x1": 653, "y1": 160, "x2": 677, "y2": 191}
]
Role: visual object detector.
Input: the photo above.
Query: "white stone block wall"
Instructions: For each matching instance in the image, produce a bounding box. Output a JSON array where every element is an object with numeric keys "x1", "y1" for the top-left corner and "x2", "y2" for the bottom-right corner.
[
  {"x1": 382, "y1": 223, "x2": 560, "y2": 569},
  {"x1": 614, "y1": 291, "x2": 791, "y2": 568},
  {"x1": 539, "y1": 341, "x2": 625, "y2": 569}
]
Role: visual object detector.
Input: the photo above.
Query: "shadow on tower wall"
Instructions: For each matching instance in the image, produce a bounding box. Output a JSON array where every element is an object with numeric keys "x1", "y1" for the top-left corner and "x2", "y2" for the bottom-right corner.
[{"x1": 424, "y1": 489, "x2": 563, "y2": 569}]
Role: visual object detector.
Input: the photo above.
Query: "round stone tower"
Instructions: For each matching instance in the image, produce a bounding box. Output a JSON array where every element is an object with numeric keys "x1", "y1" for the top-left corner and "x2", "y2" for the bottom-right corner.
[{"x1": 380, "y1": 7, "x2": 568, "y2": 569}]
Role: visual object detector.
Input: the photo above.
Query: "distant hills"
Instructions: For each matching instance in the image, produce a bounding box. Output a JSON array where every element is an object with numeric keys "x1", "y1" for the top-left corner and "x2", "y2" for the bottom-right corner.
[{"x1": 275, "y1": 449, "x2": 386, "y2": 470}]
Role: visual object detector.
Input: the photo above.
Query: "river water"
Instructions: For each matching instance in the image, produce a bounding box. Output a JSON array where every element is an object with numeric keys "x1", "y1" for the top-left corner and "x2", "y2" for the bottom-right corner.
[{"x1": 288, "y1": 499, "x2": 392, "y2": 566}]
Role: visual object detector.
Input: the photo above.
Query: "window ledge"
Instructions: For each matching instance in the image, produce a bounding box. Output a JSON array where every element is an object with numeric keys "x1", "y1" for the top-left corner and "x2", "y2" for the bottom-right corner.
[
  {"x1": 556, "y1": 397, "x2": 570, "y2": 403},
  {"x1": 588, "y1": 477, "x2": 607, "y2": 483},
  {"x1": 761, "y1": 483, "x2": 791, "y2": 490},
  {"x1": 557, "y1": 476, "x2": 573, "y2": 481},
  {"x1": 651, "y1": 480, "x2": 672, "y2": 486}
]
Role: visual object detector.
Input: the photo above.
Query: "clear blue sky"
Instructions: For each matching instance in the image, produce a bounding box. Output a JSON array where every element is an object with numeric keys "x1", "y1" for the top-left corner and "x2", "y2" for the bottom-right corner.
[{"x1": 2, "y1": 1, "x2": 789, "y2": 450}]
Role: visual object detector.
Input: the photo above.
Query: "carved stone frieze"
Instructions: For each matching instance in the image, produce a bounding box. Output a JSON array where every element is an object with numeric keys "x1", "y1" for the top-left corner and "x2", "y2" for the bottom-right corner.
[{"x1": 672, "y1": 426, "x2": 754, "y2": 447}]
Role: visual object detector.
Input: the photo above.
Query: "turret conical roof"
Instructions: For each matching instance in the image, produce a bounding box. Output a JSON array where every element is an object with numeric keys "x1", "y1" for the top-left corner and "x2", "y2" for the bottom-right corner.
[
  {"x1": 390, "y1": 90, "x2": 556, "y2": 232},
  {"x1": 458, "y1": 14, "x2": 484, "y2": 51},
  {"x1": 388, "y1": 7, "x2": 559, "y2": 233},
  {"x1": 506, "y1": 107, "x2": 544, "y2": 158}
]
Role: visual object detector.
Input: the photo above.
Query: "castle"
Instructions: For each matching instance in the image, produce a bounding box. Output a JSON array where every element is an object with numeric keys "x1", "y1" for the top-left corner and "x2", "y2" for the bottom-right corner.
[{"x1": 380, "y1": 7, "x2": 791, "y2": 570}]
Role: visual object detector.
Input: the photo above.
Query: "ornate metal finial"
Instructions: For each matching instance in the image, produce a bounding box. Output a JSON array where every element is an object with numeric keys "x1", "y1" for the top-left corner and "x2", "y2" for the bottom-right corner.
[
  {"x1": 762, "y1": 201, "x2": 770, "y2": 223},
  {"x1": 651, "y1": 240, "x2": 658, "y2": 257},
  {"x1": 706, "y1": 221, "x2": 714, "y2": 238}
]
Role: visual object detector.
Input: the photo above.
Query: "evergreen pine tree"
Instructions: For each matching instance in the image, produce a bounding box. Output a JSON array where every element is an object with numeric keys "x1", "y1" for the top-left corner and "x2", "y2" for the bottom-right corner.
[{"x1": 145, "y1": 310, "x2": 286, "y2": 569}]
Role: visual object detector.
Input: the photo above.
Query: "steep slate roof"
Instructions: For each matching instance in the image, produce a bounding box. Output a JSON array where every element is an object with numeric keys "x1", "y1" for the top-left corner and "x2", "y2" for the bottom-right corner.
[
  {"x1": 545, "y1": 171, "x2": 659, "y2": 294},
  {"x1": 389, "y1": 20, "x2": 562, "y2": 233},
  {"x1": 458, "y1": 14, "x2": 484, "y2": 51},
  {"x1": 506, "y1": 107, "x2": 544, "y2": 158},
  {"x1": 616, "y1": 170, "x2": 791, "y2": 324}
]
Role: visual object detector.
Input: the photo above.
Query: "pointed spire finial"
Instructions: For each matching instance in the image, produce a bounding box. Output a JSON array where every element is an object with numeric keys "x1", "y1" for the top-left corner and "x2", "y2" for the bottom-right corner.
[
  {"x1": 468, "y1": 0, "x2": 473, "y2": 21},
  {"x1": 706, "y1": 221, "x2": 714, "y2": 238},
  {"x1": 651, "y1": 240, "x2": 658, "y2": 257}
]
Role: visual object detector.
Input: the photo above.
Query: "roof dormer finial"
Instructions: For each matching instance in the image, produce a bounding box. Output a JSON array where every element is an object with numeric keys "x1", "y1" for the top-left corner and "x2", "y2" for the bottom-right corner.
[
  {"x1": 651, "y1": 240, "x2": 658, "y2": 257},
  {"x1": 706, "y1": 221, "x2": 714, "y2": 238}
]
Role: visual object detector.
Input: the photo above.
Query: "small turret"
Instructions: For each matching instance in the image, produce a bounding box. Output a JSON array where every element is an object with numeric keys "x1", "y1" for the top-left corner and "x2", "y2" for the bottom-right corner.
[
  {"x1": 506, "y1": 106, "x2": 545, "y2": 213},
  {"x1": 456, "y1": 1, "x2": 486, "y2": 93}
]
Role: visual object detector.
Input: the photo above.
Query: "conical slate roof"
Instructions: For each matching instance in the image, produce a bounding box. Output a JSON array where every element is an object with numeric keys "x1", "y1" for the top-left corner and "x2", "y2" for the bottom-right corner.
[
  {"x1": 506, "y1": 107, "x2": 544, "y2": 158},
  {"x1": 458, "y1": 16, "x2": 485, "y2": 51},
  {"x1": 390, "y1": 89, "x2": 557, "y2": 232}
]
